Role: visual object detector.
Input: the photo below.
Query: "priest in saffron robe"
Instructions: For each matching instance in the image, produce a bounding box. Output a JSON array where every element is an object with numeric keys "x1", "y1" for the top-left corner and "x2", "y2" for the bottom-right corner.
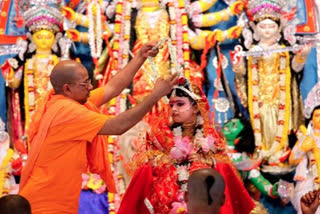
[{"x1": 19, "y1": 42, "x2": 178, "y2": 214}]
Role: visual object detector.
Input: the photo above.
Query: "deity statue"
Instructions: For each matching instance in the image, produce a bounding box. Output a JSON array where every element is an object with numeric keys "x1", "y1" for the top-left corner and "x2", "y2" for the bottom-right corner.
[
  {"x1": 186, "y1": 0, "x2": 246, "y2": 125},
  {"x1": 1, "y1": 5, "x2": 63, "y2": 144},
  {"x1": 61, "y1": 0, "x2": 114, "y2": 70},
  {"x1": 117, "y1": 77, "x2": 261, "y2": 214},
  {"x1": 104, "y1": 0, "x2": 206, "y2": 105},
  {"x1": 231, "y1": 0, "x2": 311, "y2": 169},
  {"x1": 0, "y1": 0, "x2": 28, "y2": 126},
  {"x1": 289, "y1": 82, "x2": 320, "y2": 214},
  {"x1": 222, "y1": 117, "x2": 280, "y2": 200}
]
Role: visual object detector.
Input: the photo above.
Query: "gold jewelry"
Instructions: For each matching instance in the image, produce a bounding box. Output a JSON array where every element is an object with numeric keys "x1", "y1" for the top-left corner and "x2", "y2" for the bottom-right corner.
[
  {"x1": 141, "y1": 0, "x2": 160, "y2": 8},
  {"x1": 183, "y1": 121, "x2": 196, "y2": 128},
  {"x1": 295, "y1": 55, "x2": 307, "y2": 64}
]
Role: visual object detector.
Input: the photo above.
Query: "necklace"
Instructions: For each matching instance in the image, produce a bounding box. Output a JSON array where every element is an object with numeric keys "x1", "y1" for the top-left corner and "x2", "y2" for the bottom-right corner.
[{"x1": 182, "y1": 121, "x2": 196, "y2": 138}]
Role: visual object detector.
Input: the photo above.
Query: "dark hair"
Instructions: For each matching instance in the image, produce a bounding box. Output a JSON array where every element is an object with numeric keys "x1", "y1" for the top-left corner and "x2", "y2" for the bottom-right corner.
[
  {"x1": 306, "y1": 105, "x2": 320, "y2": 126},
  {"x1": 205, "y1": 175, "x2": 215, "y2": 205},
  {"x1": 234, "y1": 117, "x2": 255, "y2": 154},
  {"x1": 167, "y1": 88, "x2": 196, "y2": 105},
  {"x1": 253, "y1": 18, "x2": 281, "y2": 27},
  {"x1": 0, "y1": 194, "x2": 31, "y2": 214}
]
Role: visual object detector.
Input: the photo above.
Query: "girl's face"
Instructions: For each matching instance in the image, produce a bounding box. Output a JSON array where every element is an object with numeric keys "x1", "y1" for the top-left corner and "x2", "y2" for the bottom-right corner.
[{"x1": 169, "y1": 96, "x2": 198, "y2": 124}]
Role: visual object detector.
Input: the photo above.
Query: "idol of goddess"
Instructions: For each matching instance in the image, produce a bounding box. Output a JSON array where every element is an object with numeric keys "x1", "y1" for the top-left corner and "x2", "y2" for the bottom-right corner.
[
  {"x1": 231, "y1": 0, "x2": 311, "y2": 168},
  {"x1": 1, "y1": 5, "x2": 63, "y2": 144}
]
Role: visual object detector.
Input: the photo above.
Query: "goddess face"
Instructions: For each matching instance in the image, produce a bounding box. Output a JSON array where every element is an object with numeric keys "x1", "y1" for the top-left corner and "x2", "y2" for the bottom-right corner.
[
  {"x1": 312, "y1": 109, "x2": 320, "y2": 130},
  {"x1": 256, "y1": 18, "x2": 279, "y2": 41},
  {"x1": 32, "y1": 29, "x2": 55, "y2": 51},
  {"x1": 169, "y1": 96, "x2": 198, "y2": 124}
]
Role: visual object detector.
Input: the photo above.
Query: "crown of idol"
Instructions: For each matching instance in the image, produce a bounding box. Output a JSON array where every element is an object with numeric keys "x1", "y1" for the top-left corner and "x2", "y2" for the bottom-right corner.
[
  {"x1": 304, "y1": 82, "x2": 320, "y2": 119},
  {"x1": 23, "y1": 5, "x2": 63, "y2": 33},
  {"x1": 248, "y1": 0, "x2": 285, "y2": 21}
]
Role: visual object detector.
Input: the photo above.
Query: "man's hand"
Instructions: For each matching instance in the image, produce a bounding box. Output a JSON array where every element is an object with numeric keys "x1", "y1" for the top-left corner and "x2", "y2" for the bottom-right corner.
[
  {"x1": 138, "y1": 41, "x2": 161, "y2": 59},
  {"x1": 301, "y1": 190, "x2": 320, "y2": 214},
  {"x1": 151, "y1": 73, "x2": 179, "y2": 99}
]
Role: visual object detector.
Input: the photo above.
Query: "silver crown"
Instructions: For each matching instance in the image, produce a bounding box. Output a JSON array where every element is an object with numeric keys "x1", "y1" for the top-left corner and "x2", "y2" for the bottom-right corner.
[{"x1": 23, "y1": 5, "x2": 63, "y2": 33}]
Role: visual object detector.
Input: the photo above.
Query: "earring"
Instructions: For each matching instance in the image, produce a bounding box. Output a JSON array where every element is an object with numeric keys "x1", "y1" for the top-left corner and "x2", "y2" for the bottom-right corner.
[
  {"x1": 242, "y1": 28, "x2": 253, "y2": 50},
  {"x1": 27, "y1": 32, "x2": 36, "y2": 53},
  {"x1": 51, "y1": 32, "x2": 62, "y2": 53},
  {"x1": 276, "y1": 32, "x2": 281, "y2": 42},
  {"x1": 28, "y1": 42, "x2": 36, "y2": 53},
  {"x1": 253, "y1": 31, "x2": 261, "y2": 41},
  {"x1": 196, "y1": 114, "x2": 203, "y2": 125}
]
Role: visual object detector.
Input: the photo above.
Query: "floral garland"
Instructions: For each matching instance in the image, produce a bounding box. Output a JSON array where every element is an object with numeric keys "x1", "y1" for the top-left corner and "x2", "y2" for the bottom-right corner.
[
  {"x1": 88, "y1": 0, "x2": 103, "y2": 60},
  {"x1": 122, "y1": 0, "x2": 132, "y2": 67},
  {"x1": 167, "y1": 0, "x2": 190, "y2": 78},
  {"x1": 103, "y1": 0, "x2": 132, "y2": 210},
  {"x1": 170, "y1": 124, "x2": 218, "y2": 162},
  {"x1": 24, "y1": 55, "x2": 57, "y2": 133},
  {"x1": 104, "y1": 95, "x2": 129, "y2": 213},
  {"x1": 248, "y1": 47, "x2": 291, "y2": 157},
  {"x1": 0, "y1": 149, "x2": 13, "y2": 197},
  {"x1": 82, "y1": 173, "x2": 106, "y2": 194},
  {"x1": 110, "y1": 0, "x2": 132, "y2": 73},
  {"x1": 163, "y1": 118, "x2": 219, "y2": 213},
  {"x1": 107, "y1": 136, "x2": 117, "y2": 214},
  {"x1": 178, "y1": 0, "x2": 191, "y2": 79}
]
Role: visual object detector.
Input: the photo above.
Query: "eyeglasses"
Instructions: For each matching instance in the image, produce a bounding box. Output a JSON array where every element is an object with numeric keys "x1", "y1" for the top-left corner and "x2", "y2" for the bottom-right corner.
[{"x1": 69, "y1": 79, "x2": 92, "y2": 88}]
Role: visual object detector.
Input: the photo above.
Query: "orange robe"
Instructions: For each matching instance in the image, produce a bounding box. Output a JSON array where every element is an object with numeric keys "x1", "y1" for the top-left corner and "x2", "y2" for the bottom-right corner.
[{"x1": 19, "y1": 88, "x2": 116, "y2": 214}]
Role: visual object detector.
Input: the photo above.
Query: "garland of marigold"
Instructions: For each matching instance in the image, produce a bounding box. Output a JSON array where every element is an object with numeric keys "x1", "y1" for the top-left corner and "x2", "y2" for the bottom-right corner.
[
  {"x1": 105, "y1": 92, "x2": 129, "y2": 213},
  {"x1": 24, "y1": 60, "x2": 34, "y2": 133},
  {"x1": 179, "y1": 0, "x2": 190, "y2": 79},
  {"x1": 107, "y1": 135, "x2": 116, "y2": 214},
  {"x1": 110, "y1": 0, "x2": 124, "y2": 73},
  {"x1": 0, "y1": 149, "x2": 13, "y2": 197}
]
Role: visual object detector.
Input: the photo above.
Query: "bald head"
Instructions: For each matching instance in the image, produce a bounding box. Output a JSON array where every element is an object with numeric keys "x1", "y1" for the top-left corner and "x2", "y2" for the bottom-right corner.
[
  {"x1": 187, "y1": 168, "x2": 225, "y2": 214},
  {"x1": 50, "y1": 60, "x2": 87, "y2": 94},
  {"x1": 0, "y1": 194, "x2": 31, "y2": 214}
]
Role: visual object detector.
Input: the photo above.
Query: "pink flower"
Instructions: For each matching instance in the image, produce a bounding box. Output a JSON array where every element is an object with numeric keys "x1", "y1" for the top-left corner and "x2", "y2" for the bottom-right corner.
[
  {"x1": 170, "y1": 201, "x2": 187, "y2": 214},
  {"x1": 94, "y1": 184, "x2": 107, "y2": 194},
  {"x1": 170, "y1": 137, "x2": 193, "y2": 161},
  {"x1": 200, "y1": 136, "x2": 216, "y2": 153},
  {"x1": 81, "y1": 173, "x2": 90, "y2": 188}
]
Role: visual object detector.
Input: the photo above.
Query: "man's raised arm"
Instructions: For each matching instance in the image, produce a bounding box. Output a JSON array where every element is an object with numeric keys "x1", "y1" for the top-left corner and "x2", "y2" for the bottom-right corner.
[
  {"x1": 100, "y1": 42, "x2": 159, "y2": 105},
  {"x1": 98, "y1": 73, "x2": 178, "y2": 135}
]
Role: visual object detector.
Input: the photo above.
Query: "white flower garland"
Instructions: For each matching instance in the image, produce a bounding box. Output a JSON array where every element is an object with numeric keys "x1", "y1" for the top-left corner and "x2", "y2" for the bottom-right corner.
[{"x1": 88, "y1": 0, "x2": 103, "y2": 59}]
